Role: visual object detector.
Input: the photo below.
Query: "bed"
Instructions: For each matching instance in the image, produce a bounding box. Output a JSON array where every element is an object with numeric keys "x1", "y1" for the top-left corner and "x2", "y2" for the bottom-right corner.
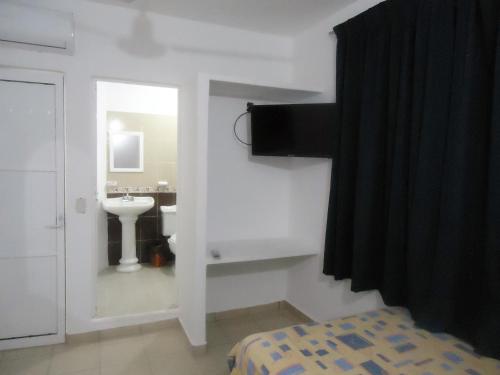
[{"x1": 228, "y1": 308, "x2": 500, "y2": 375}]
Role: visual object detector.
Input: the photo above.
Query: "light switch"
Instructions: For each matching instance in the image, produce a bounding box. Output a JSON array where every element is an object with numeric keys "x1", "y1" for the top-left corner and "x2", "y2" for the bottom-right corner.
[{"x1": 76, "y1": 197, "x2": 86, "y2": 214}]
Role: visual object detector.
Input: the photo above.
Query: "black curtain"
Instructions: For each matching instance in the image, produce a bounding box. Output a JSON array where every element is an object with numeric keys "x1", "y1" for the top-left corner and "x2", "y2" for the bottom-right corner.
[{"x1": 324, "y1": 0, "x2": 500, "y2": 359}]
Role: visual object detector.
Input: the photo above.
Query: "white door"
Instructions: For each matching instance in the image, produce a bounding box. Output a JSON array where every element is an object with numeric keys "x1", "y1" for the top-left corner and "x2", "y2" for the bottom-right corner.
[{"x1": 0, "y1": 69, "x2": 65, "y2": 345}]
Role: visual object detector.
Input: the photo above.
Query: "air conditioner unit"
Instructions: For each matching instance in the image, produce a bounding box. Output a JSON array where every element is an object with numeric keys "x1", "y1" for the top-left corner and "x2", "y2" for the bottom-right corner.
[{"x1": 0, "y1": 2, "x2": 74, "y2": 54}]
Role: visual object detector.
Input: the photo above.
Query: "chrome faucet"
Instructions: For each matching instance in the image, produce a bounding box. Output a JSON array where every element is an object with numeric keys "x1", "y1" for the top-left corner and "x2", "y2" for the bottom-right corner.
[{"x1": 122, "y1": 188, "x2": 135, "y2": 202}]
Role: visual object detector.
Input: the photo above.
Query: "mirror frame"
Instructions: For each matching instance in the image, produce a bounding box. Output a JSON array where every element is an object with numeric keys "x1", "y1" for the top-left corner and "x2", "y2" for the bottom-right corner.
[{"x1": 109, "y1": 130, "x2": 144, "y2": 172}]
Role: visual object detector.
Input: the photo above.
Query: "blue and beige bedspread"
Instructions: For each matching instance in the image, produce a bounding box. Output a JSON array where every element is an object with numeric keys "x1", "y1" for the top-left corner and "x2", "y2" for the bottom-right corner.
[{"x1": 228, "y1": 308, "x2": 500, "y2": 374}]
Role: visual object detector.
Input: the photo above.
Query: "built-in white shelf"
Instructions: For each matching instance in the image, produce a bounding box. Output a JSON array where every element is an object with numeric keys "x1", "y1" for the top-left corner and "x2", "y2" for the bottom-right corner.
[
  {"x1": 197, "y1": 74, "x2": 326, "y2": 344},
  {"x1": 205, "y1": 74, "x2": 323, "y2": 102},
  {"x1": 206, "y1": 238, "x2": 319, "y2": 265}
]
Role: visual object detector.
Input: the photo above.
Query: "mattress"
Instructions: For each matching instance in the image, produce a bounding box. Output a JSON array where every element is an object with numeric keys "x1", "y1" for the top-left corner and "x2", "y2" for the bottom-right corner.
[{"x1": 228, "y1": 308, "x2": 500, "y2": 374}]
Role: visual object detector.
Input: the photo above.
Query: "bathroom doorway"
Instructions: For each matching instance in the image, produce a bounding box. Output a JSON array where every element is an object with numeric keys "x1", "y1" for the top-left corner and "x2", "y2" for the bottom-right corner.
[{"x1": 95, "y1": 81, "x2": 179, "y2": 319}]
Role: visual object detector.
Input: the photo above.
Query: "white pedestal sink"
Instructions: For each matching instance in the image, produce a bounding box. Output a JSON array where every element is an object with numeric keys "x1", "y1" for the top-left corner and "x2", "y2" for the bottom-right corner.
[{"x1": 103, "y1": 196, "x2": 154, "y2": 272}]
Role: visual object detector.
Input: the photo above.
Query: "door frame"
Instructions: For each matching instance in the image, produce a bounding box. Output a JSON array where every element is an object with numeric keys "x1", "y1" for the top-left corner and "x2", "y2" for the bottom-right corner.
[
  {"x1": 92, "y1": 77, "x2": 181, "y2": 330},
  {"x1": 0, "y1": 67, "x2": 66, "y2": 350}
]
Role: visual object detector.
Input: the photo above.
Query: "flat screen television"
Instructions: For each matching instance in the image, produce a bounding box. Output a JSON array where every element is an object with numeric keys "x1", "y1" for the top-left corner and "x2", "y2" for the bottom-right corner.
[{"x1": 250, "y1": 103, "x2": 335, "y2": 158}]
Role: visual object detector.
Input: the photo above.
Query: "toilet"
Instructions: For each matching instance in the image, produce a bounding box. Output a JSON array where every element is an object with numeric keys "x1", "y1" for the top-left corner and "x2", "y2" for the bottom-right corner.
[
  {"x1": 168, "y1": 234, "x2": 176, "y2": 255},
  {"x1": 160, "y1": 205, "x2": 177, "y2": 262}
]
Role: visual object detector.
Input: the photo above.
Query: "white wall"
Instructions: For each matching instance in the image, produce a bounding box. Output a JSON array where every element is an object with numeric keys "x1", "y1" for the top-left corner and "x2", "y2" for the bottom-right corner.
[
  {"x1": 293, "y1": 0, "x2": 383, "y2": 93},
  {"x1": 0, "y1": 0, "x2": 294, "y2": 340},
  {"x1": 1, "y1": 0, "x2": 393, "y2": 343},
  {"x1": 207, "y1": 96, "x2": 292, "y2": 242},
  {"x1": 101, "y1": 82, "x2": 178, "y2": 116},
  {"x1": 207, "y1": 262, "x2": 289, "y2": 313},
  {"x1": 205, "y1": 96, "x2": 293, "y2": 313},
  {"x1": 286, "y1": 0, "x2": 386, "y2": 322}
]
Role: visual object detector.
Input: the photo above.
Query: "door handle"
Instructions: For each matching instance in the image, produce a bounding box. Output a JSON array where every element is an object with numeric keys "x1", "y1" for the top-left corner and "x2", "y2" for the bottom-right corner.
[
  {"x1": 45, "y1": 224, "x2": 63, "y2": 229},
  {"x1": 46, "y1": 215, "x2": 65, "y2": 230}
]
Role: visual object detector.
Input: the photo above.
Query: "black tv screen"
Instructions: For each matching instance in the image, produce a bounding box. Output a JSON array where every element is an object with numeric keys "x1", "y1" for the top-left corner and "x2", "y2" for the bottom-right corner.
[{"x1": 250, "y1": 103, "x2": 335, "y2": 158}]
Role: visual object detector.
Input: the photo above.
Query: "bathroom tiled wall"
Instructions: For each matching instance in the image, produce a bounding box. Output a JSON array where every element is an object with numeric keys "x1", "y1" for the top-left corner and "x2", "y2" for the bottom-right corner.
[
  {"x1": 107, "y1": 192, "x2": 176, "y2": 266},
  {"x1": 106, "y1": 111, "x2": 178, "y2": 190}
]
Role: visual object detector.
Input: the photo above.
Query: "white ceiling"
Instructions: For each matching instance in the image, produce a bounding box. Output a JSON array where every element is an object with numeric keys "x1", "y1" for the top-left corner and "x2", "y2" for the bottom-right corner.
[{"x1": 89, "y1": 0, "x2": 354, "y2": 36}]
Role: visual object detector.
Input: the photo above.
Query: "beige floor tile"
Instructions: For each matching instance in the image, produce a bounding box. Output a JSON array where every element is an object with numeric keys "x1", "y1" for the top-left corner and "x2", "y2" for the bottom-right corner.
[
  {"x1": 49, "y1": 342, "x2": 100, "y2": 375},
  {"x1": 101, "y1": 359, "x2": 152, "y2": 375},
  {"x1": 99, "y1": 325, "x2": 141, "y2": 341},
  {"x1": 100, "y1": 336, "x2": 147, "y2": 368},
  {"x1": 149, "y1": 350, "x2": 198, "y2": 375},
  {"x1": 280, "y1": 308, "x2": 311, "y2": 324},
  {"x1": 140, "y1": 319, "x2": 180, "y2": 334},
  {"x1": 57, "y1": 370, "x2": 100, "y2": 375},
  {"x1": 206, "y1": 321, "x2": 233, "y2": 346},
  {"x1": 192, "y1": 344, "x2": 232, "y2": 375},
  {"x1": 206, "y1": 313, "x2": 217, "y2": 323},
  {"x1": 247, "y1": 302, "x2": 281, "y2": 315},
  {"x1": 0, "y1": 356, "x2": 51, "y2": 375},
  {"x1": 96, "y1": 265, "x2": 177, "y2": 317},
  {"x1": 255, "y1": 314, "x2": 296, "y2": 332},
  {"x1": 251, "y1": 310, "x2": 278, "y2": 324},
  {"x1": 251, "y1": 309, "x2": 283, "y2": 321},
  {"x1": 0, "y1": 308, "x2": 307, "y2": 375},
  {"x1": 1, "y1": 345, "x2": 54, "y2": 361},
  {"x1": 66, "y1": 332, "x2": 100, "y2": 346},
  {"x1": 142, "y1": 325, "x2": 190, "y2": 358},
  {"x1": 250, "y1": 309, "x2": 300, "y2": 332},
  {"x1": 217, "y1": 318, "x2": 262, "y2": 345},
  {"x1": 214, "y1": 308, "x2": 250, "y2": 321}
]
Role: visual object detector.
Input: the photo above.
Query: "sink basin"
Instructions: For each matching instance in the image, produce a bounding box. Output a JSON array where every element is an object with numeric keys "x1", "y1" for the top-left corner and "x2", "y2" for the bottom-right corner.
[
  {"x1": 102, "y1": 196, "x2": 155, "y2": 272},
  {"x1": 102, "y1": 196, "x2": 154, "y2": 217}
]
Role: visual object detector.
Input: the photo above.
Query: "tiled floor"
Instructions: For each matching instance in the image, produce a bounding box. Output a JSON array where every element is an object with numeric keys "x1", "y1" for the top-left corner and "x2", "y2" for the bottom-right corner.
[
  {"x1": 0, "y1": 310, "x2": 303, "y2": 375},
  {"x1": 0, "y1": 306, "x2": 308, "y2": 375},
  {"x1": 96, "y1": 265, "x2": 177, "y2": 317}
]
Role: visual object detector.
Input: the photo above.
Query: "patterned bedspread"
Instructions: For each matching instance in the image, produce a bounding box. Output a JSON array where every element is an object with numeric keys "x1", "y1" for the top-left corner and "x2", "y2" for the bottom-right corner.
[{"x1": 228, "y1": 308, "x2": 500, "y2": 374}]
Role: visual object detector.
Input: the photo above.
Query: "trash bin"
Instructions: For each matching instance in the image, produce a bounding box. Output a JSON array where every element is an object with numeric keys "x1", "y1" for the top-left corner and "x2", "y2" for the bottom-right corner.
[{"x1": 150, "y1": 244, "x2": 167, "y2": 267}]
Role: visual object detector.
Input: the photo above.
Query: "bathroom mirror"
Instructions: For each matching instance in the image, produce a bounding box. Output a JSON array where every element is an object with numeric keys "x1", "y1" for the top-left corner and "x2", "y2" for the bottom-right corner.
[{"x1": 109, "y1": 131, "x2": 144, "y2": 172}]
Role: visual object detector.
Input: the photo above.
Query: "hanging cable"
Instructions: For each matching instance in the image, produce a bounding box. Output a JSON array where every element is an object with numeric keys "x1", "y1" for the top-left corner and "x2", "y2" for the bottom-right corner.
[{"x1": 233, "y1": 106, "x2": 252, "y2": 146}]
